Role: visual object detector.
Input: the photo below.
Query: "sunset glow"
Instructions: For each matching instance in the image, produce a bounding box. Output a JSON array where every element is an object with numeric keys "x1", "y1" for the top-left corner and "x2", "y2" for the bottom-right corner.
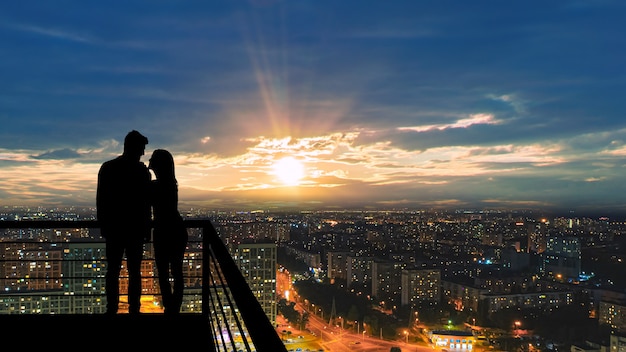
[{"x1": 1, "y1": 2, "x2": 625, "y2": 215}]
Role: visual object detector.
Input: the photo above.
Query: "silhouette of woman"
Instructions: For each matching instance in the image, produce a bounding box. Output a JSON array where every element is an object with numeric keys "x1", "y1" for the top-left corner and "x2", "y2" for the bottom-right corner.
[{"x1": 148, "y1": 149, "x2": 188, "y2": 315}]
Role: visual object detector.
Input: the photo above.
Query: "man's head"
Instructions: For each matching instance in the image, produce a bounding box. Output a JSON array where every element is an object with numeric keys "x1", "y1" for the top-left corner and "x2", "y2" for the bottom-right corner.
[{"x1": 123, "y1": 130, "x2": 148, "y2": 158}]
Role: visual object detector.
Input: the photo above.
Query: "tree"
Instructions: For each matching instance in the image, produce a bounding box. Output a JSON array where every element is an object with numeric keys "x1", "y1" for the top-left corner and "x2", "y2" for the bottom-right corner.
[
  {"x1": 347, "y1": 305, "x2": 360, "y2": 324},
  {"x1": 277, "y1": 299, "x2": 301, "y2": 326},
  {"x1": 299, "y1": 311, "x2": 310, "y2": 330}
]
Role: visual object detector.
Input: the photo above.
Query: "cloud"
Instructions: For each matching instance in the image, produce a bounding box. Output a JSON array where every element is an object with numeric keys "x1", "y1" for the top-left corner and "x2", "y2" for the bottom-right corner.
[
  {"x1": 8, "y1": 23, "x2": 94, "y2": 44},
  {"x1": 397, "y1": 113, "x2": 502, "y2": 132},
  {"x1": 32, "y1": 149, "x2": 82, "y2": 160}
]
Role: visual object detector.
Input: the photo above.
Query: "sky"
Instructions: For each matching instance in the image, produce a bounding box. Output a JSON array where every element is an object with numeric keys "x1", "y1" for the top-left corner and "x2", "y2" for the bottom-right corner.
[{"x1": 1, "y1": 1, "x2": 626, "y2": 216}]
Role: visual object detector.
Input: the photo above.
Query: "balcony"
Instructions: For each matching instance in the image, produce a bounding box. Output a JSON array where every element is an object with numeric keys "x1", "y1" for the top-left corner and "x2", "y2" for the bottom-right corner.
[{"x1": 0, "y1": 219, "x2": 288, "y2": 351}]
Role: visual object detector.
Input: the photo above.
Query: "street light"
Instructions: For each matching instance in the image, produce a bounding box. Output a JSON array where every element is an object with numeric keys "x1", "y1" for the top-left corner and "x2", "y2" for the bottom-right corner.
[
  {"x1": 404, "y1": 330, "x2": 408, "y2": 343},
  {"x1": 362, "y1": 330, "x2": 366, "y2": 341}
]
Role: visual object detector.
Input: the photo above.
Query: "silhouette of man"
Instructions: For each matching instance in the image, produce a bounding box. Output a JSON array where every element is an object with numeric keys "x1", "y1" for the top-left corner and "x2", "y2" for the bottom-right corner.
[{"x1": 97, "y1": 130, "x2": 152, "y2": 314}]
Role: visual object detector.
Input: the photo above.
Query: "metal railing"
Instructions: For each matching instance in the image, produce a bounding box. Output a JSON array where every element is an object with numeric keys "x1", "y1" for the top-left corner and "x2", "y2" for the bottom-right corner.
[{"x1": 0, "y1": 219, "x2": 287, "y2": 352}]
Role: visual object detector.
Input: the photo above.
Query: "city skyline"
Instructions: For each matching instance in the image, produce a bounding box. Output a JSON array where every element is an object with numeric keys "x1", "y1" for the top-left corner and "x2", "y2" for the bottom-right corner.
[{"x1": 2, "y1": 2, "x2": 626, "y2": 215}]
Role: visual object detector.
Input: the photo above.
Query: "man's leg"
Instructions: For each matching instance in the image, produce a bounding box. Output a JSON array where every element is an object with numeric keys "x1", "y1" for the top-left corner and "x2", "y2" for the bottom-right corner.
[
  {"x1": 126, "y1": 239, "x2": 144, "y2": 314},
  {"x1": 105, "y1": 239, "x2": 124, "y2": 314}
]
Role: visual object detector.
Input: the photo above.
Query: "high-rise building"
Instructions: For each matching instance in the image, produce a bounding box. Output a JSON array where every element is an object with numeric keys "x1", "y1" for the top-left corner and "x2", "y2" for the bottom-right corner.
[
  {"x1": 0, "y1": 242, "x2": 63, "y2": 291},
  {"x1": 599, "y1": 299, "x2": 626, "y2": 334},
  {"x1": 400, "y1": 268, "x2": 441, "y2": 307},
  {"x1": 542, "y1": 236, "x2": 581, "y2": 281},
  {"x1": 371, "y1": 259, "x2": 407, "y2": 309},
  {"x1": 62, "y1": 242, "x2": 107, "y2": 313},
  {"x1": 528, "y1": 220, "x2": 548, "y2": 253},
  {"x1": 235, "y1": 241, "x2": 277, "y2": 326},
  {"x1": 327, "y1": 250, "x2": 349, "y2": 281},
  {"x1": 346, "y1": 255, "x2": 373, "y2": 287}
]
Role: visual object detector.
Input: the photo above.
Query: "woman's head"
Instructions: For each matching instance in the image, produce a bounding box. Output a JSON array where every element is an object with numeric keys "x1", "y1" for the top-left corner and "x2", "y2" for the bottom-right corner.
[{"x1": 149, "y1": 149, "x2": 175, "y2": 180}]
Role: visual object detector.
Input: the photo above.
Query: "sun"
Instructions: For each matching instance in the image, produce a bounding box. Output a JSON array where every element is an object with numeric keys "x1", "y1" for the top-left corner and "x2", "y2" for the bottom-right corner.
[{"x1": 272, "y1": 157, "x2": 305, "y2": 186}]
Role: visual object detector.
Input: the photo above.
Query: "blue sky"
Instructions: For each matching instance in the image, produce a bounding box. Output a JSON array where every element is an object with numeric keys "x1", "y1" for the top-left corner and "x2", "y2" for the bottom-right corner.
[{"x1": 1, "y1": 1, "x2": 626, "y2": 216}]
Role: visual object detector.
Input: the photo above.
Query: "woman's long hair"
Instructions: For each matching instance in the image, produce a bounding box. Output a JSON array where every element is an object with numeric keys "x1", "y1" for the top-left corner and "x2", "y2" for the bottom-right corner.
[{"x1": 150, "y1": 149, "x2": 177, "y2": 187}]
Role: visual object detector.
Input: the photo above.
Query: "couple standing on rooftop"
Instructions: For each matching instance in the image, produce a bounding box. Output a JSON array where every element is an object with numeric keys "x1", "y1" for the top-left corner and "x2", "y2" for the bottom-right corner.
[{"x1": 96, "y1": 130, "x2": 188, "y2": 315}]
